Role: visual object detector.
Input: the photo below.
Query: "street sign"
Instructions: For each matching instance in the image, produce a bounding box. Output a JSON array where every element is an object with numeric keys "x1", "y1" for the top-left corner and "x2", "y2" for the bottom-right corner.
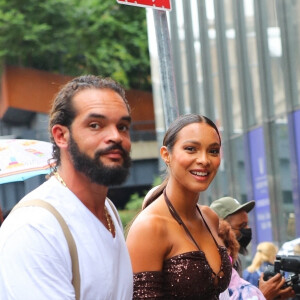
[{"x1": 117, "y1": 0, "x2": 171, "y2": 11}]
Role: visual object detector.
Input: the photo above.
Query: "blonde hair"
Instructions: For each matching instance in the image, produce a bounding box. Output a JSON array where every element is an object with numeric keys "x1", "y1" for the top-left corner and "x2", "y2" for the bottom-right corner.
[{"x1": 247, "y1": 242, "x2": 278, "y2": 273}]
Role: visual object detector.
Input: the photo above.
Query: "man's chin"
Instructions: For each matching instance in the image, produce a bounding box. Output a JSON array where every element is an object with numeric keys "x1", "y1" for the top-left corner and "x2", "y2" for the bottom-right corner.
[
  {"x1": 90, "y1": 167, "x2": 130, "y2": 186},
  {"x1": 101, "y1": 163, "x2": 125, "y2": 172},
  {"x1": 100, "y1": 157, "x2": 124, "y2": 166}
]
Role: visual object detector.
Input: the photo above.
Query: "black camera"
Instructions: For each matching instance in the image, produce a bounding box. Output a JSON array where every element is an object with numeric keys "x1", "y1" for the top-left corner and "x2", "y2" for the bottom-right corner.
[{"x1": 263, "y1": 255, "x2": 300, "y2": 295}]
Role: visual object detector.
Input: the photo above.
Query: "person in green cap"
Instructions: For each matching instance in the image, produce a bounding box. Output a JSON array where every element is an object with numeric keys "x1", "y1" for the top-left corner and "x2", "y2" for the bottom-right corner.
[
  {"x1": 210, "y1": 196, "x2": 255, "y2": 266},
  {"x1": 210, "y1": 197, "x2": 295, "y2": 300}
]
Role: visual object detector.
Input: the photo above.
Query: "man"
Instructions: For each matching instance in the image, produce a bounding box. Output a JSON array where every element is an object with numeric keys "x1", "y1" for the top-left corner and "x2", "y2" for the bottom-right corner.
[
  {"x1": 210, "y1": 196, "x2": 255, "y2": 273},
  {"x1": 0, "y1": 75, "x2": 133, "y2": 299},
  {"x1": 278, "y1": 237, "x2": 300, "y2": 255},
  {"x1": 211, "y1": 196, "x2": 295, "y2": 300}
]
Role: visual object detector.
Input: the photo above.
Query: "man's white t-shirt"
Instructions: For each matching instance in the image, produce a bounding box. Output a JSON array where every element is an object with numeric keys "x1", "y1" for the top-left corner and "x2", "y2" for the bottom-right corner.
[{"x1": 0, "y1": 176, "x2": 133, "y2": 300}]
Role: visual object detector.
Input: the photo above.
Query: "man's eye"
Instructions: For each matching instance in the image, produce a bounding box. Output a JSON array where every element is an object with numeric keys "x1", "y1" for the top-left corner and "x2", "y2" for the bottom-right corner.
[
  {"x1": 90, "y1": 123, "x2": 100, "y2": 129},
  {"x1": 119, "y1": 124, "x2": 129, "y2": 132}
]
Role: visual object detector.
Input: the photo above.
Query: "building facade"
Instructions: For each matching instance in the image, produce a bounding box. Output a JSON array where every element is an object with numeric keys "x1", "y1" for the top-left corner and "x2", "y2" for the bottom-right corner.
[{"x1": 147, "y1": 0, "x2": 300, "y2": 248}]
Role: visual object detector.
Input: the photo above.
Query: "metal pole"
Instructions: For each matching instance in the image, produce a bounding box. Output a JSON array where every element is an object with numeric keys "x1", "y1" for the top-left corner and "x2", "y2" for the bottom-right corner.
[{"x1": 153, "y1": 10, "x2": 179, "y2": 128}]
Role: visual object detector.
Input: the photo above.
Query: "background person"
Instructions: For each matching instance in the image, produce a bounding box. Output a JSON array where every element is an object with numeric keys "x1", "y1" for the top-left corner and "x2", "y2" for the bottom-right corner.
[
  {"x1": 211, "y1": 196, "x2": 295, "y2": 300},
  {"x1": 278, "y1": 237, "x2": 300, "y2": 256},
  {"x1": 126, "y1": 114, "x2": 232, "y2": 299},
  {"x1": 294, "y1": 243, "x2": 300, "y2": 255},
  {"x1": 0, "y1": 75, "x2": 133, "y2": 300},
  {"x1": 218, "y1": 219, "x2": 266, "y2": 299},
  {"x1": 210, "y1": 196, "x2": 255, "y2": 275},
  {"x1": 243, "y1": 242, "x2": 278, "y2": 287}
]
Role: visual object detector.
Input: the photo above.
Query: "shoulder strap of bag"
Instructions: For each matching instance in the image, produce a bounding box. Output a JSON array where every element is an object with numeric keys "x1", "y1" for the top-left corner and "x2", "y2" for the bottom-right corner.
[{"x1": 12, "y1": 200, "x2": 80, "y2": 300}]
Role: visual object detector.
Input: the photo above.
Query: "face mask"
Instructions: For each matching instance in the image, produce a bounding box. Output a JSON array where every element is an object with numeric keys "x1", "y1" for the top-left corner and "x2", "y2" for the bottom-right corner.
[{"x1": 238, "y1": 227, "x2": 252, "y2": 249}]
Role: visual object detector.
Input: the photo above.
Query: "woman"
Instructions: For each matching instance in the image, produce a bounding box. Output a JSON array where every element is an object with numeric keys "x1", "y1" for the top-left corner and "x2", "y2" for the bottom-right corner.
[
  {"x1": 243, "y1": 242, "x2": 278, "y2": 287},
  {"x1": 126, "y1": 114, "x2": 232, "y2": 299}
]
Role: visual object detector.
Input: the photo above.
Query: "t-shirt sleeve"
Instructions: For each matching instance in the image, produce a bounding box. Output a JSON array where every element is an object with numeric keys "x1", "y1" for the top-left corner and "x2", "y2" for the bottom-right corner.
[{"x1": 0, "y1": 207, "x2": 75, "y2": 300}]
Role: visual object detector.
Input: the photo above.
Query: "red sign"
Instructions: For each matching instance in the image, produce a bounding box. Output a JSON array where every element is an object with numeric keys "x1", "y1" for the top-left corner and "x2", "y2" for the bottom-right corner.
[{"x1": 117, "y1": 0, "x2": 171, "y2": 11}]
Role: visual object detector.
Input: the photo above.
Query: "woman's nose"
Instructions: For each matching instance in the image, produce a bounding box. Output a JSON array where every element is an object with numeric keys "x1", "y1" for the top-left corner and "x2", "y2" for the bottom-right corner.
[{"x1": 196, "y1": 152, "x2": 210, "y2": 166}]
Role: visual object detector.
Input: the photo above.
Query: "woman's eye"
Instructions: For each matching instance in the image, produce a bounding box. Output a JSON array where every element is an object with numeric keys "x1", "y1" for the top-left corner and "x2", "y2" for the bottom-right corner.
[
  {"x1": 210, "y1": 148, "x2": 220, "y2": 155},
  {"x1": 185, "y1": 146, "x2": 195, "y2": 152}
]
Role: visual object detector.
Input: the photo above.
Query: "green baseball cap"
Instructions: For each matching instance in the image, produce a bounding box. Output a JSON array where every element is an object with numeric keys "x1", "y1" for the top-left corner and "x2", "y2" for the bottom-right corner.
[{"x1": 210, "y1": 197, "x2": 255, "y2": 219}]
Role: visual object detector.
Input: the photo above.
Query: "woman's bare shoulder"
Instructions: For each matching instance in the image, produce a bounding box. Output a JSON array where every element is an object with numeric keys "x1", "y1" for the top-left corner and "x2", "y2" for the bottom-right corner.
[
  {"x1": 126, "y1": 201, "x2": 172, "y2": 272},
  {"x1": 127, "y1": 204, "x2": 169, "y2": 240}
]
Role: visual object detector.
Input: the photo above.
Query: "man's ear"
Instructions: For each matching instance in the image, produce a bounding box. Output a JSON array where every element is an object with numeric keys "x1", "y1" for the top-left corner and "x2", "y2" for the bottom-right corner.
[
  {"x1": 51, "y1": 125, "x2": 69, "y2": 149},
  {"x1": 160, "y1": 146, "x2": 170, "y2": 165}
]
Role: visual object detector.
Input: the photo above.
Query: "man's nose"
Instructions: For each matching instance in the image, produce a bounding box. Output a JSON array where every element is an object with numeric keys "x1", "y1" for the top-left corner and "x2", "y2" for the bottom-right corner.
[{"x1": 107, "y1": 126, "x2": 122, "y2": 144}]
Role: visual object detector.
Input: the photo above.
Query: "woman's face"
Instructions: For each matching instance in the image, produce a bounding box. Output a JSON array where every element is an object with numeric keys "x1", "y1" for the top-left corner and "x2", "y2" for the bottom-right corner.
[{"x1": 162, "y1": 122, "x2": 221, "y2": 193}]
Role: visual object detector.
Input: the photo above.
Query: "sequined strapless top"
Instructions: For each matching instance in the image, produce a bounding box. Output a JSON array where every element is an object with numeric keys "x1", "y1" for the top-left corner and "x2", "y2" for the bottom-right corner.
[
  {"x1": 134, "y1": 246, "x2": 231, "y2": 299},
  {"x1": 133, "y1": 190, "x2": 232, "y2": 299}
]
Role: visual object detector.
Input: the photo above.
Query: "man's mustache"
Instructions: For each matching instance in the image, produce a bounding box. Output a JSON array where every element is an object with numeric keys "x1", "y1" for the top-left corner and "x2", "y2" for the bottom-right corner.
[{"x1": 95, "y1": 144, "x2": 129, "y2": 159}]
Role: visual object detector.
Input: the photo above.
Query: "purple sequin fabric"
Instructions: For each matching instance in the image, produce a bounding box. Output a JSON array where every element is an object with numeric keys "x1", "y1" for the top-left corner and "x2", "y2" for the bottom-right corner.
[{"x1": 133, "y1": 247, "x2": 232, "y2": 299}]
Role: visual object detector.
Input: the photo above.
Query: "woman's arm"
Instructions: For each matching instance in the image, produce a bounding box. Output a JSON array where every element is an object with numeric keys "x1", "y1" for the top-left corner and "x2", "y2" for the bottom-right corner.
[
  {"x1": 126, "y1": 213, "x2": 170, "y2": 299},
  {"x1": 126, "y1": 214, "x2": 169, "y2": 272}
]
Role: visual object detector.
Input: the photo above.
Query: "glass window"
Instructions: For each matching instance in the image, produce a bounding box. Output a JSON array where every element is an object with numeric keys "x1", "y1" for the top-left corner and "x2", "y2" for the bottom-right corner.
[
  {"x1": 175, "y1": 0, "x2": 191, "y2": 113},
  {"x1": 243, "y1": 0, "x2": 262, "y2": 125},
  {"x1": 267, "y1": 1, "x2": 285, "y2": 116},
  {"x1": 290, "y1": 1, "x2": 300, "y2": 108},
  {"x1": 232, "y1": 135, "x2": 248, "y2": 201},
  {"x1": 204, "y1": 0, "x2": 228, "y2": 203},
  {"x1": 272, "y1": 117, "x2": 295, "y2": 241},
  {"x1": 206, "y1": 0, "x2": 222, "y2": 125},
  {"x1": 225, "y1": 0, "x2": 242, "y2": 134},
  {"x1": 191, "y1": 0, "x2": 205, "y2": 114}
]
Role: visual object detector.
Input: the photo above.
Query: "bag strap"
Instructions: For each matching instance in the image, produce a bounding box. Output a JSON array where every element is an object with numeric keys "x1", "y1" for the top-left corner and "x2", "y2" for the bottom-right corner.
[{"x1": 12, "y1": 200, "x2": 80, "y2": 300}]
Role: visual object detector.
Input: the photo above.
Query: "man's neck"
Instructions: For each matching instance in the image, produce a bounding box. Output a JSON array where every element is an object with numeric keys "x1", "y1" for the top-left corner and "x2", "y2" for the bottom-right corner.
[{"x1": 56, "y1": 165, "x2": 108, "y2": 210}]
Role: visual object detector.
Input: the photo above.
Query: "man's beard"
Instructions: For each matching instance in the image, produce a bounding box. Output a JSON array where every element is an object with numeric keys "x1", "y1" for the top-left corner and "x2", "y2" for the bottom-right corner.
[{"x1": 68, "y1": 133, "x2": 131, "y2": 186}]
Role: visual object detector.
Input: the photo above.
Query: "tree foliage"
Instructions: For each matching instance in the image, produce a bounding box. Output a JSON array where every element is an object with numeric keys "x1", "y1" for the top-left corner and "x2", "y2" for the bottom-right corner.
[{"x1": 0, "y1": 0, "x2": 151, "y2": 90}]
